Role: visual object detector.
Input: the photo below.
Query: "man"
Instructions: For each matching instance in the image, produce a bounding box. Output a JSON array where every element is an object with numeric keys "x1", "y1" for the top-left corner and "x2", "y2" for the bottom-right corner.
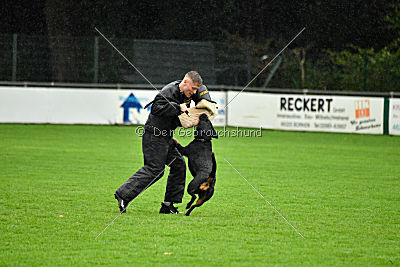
[{"x1": 115, "y1": 71, "x2": 213, "y2": 214}]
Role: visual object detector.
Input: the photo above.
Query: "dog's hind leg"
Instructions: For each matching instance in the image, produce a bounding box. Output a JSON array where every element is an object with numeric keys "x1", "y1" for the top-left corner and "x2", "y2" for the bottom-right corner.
[
  {"x1": 186, "y1": 195, "x2": 196, "y2": 210},
  {"x1": 184, "y1": 197, "x2": 206, "y2": 216}
]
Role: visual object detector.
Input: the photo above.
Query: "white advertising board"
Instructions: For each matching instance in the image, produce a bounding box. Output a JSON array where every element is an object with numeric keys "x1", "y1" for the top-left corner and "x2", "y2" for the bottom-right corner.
[
  {"x1": 116, "y1": 89, "x2": 226, "y2": 126},
  {"x1": 0, "y1": 87, "x2": 227, "y2": 126},
  {"x1": 46, "y1": 88, "x2": 117, "y2": 124},
  {"x1": 208, "y1": 91, "x2": 226, "y2": 127},
  {"x1": 0, "y1": 87, "x2": 49, "y2": 123},
  {"x1": 0, "y1": 86, "x2": 388, "y2": 134},
  {"x1": 227, "y1": 91, "x2": 274, "y2": 128},
  {"x1": 116, "y1": 90, "x2": 158, "y2": 125},
  {"x1": 389, "y1": 98, "x2": 400, "y2": 136},
  {"x1": 228, "y1": 92, "x2": 384, "y2": 134},
  {"x1": 0, "y1": 87, "x2": 117, "y2": 124}
]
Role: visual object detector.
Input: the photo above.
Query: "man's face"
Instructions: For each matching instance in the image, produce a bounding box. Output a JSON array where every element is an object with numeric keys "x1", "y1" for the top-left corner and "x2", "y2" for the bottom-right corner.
[{"x1": 181, "y1": 78, "x2": 200, "y2": 98}]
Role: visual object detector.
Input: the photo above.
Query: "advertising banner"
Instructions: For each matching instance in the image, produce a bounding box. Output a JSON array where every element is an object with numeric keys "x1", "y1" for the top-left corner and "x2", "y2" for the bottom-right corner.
[
  {"x1": 0, "y1": 87, "x2": 50, "y2": 123},
  {"x1": 276, "y1": 94, "x2": 384, "y2": 134},
  {"x1": 46, "y1": 88, "x2": 117, "y2": 124},
  {"x1": 389, "y1": 98, "x2": 400, "y2": 136},
  {"x1": 228, "y1": 92, "x2": 384, "y2": 134},
  {"x1": 0, "y1": 87, "x2": 117, "y2": 124},
  {"x1": 0, "y1": 86, "x2": 388, "y2": 135},
  {"x1": 116, "y1": 90, "x2": 157, "y2": 125},
  {"x1": 116, "y1": 89, "x2": 226, "y2": 126},
  {"x1": 227, "y1": 92, "x2": 273, "y2": 128},
  {"x1": 208, "y1": 91, "x2": 226, "y2": 127}
]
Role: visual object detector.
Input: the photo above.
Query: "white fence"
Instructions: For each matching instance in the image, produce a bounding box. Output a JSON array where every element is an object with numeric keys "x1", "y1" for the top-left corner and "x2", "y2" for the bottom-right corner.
[{"x1": 0, "y1": 86, "x2": 398, "y2": 135}]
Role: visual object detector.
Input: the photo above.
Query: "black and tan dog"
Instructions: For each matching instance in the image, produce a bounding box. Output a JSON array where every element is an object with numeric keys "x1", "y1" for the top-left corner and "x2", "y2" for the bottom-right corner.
[{"x1": 173, "y1": 114, "x2": 217, "y2": 216}]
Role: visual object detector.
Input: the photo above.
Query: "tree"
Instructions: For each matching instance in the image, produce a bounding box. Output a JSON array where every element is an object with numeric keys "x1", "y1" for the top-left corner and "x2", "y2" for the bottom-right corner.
[{"x1": 45, "y1": 0, "x2": 80, "y2": 82}]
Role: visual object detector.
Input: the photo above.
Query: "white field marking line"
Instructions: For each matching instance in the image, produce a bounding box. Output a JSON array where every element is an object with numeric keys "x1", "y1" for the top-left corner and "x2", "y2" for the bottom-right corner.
[
  {"x1": 224, "y1": 27, "x2": 306, "y2": 109},
  {"x1": 94, "y1": 27, "x2": 176, "y2": 110},
  {"x1": 95, "y1": 157, "x2": 177, "y2": 240},
  {"x1": 224, "y1": 158, "x2": 305, "y2": 239}
]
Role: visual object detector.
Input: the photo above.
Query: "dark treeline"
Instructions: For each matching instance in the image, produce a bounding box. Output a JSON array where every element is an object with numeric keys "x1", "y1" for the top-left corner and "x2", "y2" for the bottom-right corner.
[
  {"x1": 1, "y1": 0, "x2": 399, "y2": 90},
  {"x1": 1, "y1": 0, "x2": 398, "y2": 50}
]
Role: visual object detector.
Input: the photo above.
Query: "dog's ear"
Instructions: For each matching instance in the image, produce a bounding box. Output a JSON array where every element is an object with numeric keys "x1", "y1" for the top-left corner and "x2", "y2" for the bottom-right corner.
[{"x1": 199, "y1": 113, "x2": 208, "y2": 121}]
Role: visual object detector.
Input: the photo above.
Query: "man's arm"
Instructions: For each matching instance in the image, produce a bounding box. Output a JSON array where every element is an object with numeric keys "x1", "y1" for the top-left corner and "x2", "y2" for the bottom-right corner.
[
  {"x1": 193, "y1": 85, "x2": 214, "y2": 105},
  {"x1": 150, "y1": 94, "x2": 181, "y2": 117}
]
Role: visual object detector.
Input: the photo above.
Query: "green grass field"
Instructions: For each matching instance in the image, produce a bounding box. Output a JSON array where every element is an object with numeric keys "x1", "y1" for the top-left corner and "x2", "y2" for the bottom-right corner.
[{"x1": 1, "y1": 124, "x2": 399, "y2": 266}]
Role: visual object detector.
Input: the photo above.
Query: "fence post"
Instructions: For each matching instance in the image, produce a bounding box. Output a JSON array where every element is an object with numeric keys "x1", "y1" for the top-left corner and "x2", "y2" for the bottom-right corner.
[
  {"x1": 383, "y1": 97, "x2": 389, "y2": 135},
  {"x1": 246, "y1": 49, "x2": 251, "y2": 84},
  {"x1": 12, "y1": 34, "x2": 17, "y2": 81},
  {"x1": 93, "y1": 36, "x2": 99, "y2": 83}
]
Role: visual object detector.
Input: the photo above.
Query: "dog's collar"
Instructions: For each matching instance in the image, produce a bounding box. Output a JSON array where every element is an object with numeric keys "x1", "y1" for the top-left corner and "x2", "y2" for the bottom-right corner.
[{"x1": 194, "y1": 138, "x2": 209, "y2": 142}]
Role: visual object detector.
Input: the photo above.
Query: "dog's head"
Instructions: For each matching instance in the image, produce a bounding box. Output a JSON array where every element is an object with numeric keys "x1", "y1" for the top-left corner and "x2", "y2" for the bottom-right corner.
[{"x1": 194, "y1": 113, "x2": 218, "y2": 141}]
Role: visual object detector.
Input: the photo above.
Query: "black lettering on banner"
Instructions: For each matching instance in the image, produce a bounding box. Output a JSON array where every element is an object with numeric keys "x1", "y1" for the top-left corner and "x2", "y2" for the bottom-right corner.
[
  {"x1": 326, "y1": 99, "x2": 333, "y2": 112},
  {"x1": 295, "y1": 98, "x2": 302, "y2": 111},
  {"x1": 303, "y1": 98, "x2": 310, "y2": 111},
  {"x1": 318, "y1": 99, "x2": 324, "y2": 111},
  {"x1": 288, "y1": 97, "x2": 294, "y2": 111},
  {"x1": 311, "y1": 98, "x2": 316, "y2": 112},
  {"x1": 280, "y1": 97, "x2": 287, "y2": 110},
  {"x1": 280, "y1": 97, "x2": 334, "y2": 113}
]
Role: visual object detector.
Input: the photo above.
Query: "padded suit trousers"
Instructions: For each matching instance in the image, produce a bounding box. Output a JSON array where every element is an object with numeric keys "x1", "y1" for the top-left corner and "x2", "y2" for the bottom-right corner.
[{"x1": 116, "y1": 129, "x2": 186, "y2": 203}]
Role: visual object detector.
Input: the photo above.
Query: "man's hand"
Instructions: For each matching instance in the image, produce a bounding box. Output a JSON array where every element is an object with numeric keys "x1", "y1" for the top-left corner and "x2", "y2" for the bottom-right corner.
[{"x1": 172, "y1": 137, "x2": 179, "y2": 145}]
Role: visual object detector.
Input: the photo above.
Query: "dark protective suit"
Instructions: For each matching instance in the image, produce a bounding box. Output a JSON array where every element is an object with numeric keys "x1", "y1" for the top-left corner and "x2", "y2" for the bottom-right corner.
[{"x1": 116, "y1": 81, "x2": 212, "y2": 204}]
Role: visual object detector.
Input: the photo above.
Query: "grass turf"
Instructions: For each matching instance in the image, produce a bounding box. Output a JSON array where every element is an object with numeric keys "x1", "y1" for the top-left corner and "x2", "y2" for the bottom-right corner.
[{"x1": 0, "y1": 124, "x2": 399, "y2": 266}]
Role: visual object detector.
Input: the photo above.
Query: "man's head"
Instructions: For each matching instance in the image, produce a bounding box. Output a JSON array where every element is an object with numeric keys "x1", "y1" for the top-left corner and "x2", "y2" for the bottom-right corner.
[{"x1": 179, "y1": 71, "x2": 202, "y2": 98}]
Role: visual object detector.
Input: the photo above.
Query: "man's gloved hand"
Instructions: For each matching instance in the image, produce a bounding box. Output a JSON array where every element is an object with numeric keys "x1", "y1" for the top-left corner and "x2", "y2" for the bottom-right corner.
[{"x1": 180, "y1": 104, "x2": 188, "y2": 112}]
